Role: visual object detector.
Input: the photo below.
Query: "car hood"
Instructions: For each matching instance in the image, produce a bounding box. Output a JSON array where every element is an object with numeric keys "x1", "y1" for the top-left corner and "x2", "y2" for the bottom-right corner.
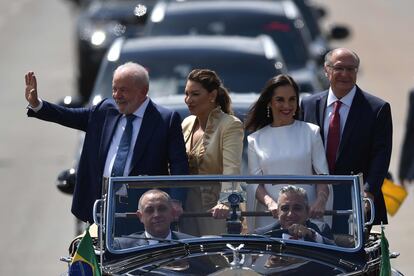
[{"x1": 103, "y1": 237, "x2": 365, "y2": 275}]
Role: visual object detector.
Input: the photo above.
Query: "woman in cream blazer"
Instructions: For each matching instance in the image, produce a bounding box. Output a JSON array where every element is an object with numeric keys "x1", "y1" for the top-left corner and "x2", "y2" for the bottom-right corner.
[{"x1": 180, "y1": 69, "x2": 244, "y2": 236}]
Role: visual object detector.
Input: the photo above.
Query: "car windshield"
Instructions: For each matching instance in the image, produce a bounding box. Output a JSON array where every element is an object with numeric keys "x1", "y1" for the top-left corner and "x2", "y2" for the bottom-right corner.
[
  {"x1": 148, "y1": 9, "x2": 310, "y2": 69},
  {"x1": 101, "y1": 175, "x2": 364, "y2": 255},
  {"x1": 91, "y1": 50, "x2": 281, "y2": 100}
]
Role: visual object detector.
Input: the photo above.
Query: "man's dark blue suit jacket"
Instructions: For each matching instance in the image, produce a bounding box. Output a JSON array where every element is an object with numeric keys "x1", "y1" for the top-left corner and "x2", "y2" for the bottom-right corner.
[
  {"x1": 301, "y1": 86, "x2": 392, "y2": 226},
  {"x1": 27, "y1": 99, "x2": 189, "y2": 222}
]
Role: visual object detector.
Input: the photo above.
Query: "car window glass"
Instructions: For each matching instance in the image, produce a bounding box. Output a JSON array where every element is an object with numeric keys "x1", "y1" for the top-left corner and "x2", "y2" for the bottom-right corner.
[
  {"x1": 149, "y1": 12, "x2": 310, "y2": 69},
  {"x1": 104, "y1": 176, "x2": 362, "y2": 254}
]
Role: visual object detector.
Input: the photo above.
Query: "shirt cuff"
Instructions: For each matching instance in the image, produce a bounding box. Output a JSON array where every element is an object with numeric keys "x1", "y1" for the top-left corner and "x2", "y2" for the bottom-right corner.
[
  {"x1": 313, "y1": 231, "x2": 324, "y2": 243},
  {"x1": 27, "y1": 99, "x2": 43, "y2": 112}
]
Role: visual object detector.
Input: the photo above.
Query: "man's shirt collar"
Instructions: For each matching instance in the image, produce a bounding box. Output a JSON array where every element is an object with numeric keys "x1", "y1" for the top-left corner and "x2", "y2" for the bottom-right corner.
[{"x1": 327, "y1": 86, "x2": 356, "y2": 108}]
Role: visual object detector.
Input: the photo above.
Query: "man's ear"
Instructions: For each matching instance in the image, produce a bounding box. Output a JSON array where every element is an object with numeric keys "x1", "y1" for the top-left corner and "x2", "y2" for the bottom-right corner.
[
  {"x1": 136, "y1": 210, "x2": 143, "y2": 223},
  {"x1": 324, "y1": 65, "x2": 329, "y2": 77}
]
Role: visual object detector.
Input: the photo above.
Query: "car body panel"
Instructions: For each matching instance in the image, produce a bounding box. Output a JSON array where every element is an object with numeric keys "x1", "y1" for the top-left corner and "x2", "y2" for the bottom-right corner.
[{"x1": 76, "y1": 174, "x2": 402, "y2": 275}]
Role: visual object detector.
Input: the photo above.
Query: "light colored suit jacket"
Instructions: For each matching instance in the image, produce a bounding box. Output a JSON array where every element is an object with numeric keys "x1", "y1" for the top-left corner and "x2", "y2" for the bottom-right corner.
[{"x1": 182, "y1": 107, "x2": 244, "y2": 175}]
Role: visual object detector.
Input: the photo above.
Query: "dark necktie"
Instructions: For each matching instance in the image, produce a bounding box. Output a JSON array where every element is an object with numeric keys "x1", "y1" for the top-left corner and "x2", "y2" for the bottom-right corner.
[
  {"x1": 326, "y1": 100, "x2": 342, "y2": 173},
  {"x1": 111, "y1": 114, "x2": 136, "y2": 177}
]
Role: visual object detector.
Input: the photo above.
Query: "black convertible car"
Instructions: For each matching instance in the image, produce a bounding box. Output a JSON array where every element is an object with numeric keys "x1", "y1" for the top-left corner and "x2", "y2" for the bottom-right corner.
[{"x1": 62, "y1": 174, "x2": 402, "y2": 275}]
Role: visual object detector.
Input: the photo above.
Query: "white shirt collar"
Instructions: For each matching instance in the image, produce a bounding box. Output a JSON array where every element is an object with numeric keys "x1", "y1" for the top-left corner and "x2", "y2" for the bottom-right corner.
[
  {"x1": 144, "y1": 230, "x2": 172, "y2": 241},
  {"x1": 129, "y1": 97, "x2": 150, "y2": 118},
  {"x1": 327, "y1": 86, "x2": 356, "y2": 108}
]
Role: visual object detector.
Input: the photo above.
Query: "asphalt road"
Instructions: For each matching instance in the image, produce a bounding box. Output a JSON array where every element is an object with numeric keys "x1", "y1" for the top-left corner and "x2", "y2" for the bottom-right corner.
[
  {"x1": 0, "y1": 0, "x2": 413, "y2": 275},
  {"x1": 0, "y1": 0, "x2": 78, "y2": 274}
]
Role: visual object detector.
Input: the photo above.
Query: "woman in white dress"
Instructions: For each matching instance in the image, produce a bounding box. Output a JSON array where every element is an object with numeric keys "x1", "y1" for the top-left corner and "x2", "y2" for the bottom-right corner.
[{"x1": 245, "y1": 74, "x2": 330, "y2": 230}]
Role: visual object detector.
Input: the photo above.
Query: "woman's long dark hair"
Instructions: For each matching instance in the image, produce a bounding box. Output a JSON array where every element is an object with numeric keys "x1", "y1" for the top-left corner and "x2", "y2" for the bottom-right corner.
[
  {"x1": 245, "y1": 74, "x2": 300, "y2": 131},
  {"x1": 187, "y1": 69, "x2": 233, "y2": 114}
]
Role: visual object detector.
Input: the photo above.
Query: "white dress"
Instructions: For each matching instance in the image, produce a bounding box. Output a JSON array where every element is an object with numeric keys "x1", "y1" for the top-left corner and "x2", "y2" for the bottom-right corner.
[{"x1": 246, "y1": 120, "x2": 329, "y2": 230}]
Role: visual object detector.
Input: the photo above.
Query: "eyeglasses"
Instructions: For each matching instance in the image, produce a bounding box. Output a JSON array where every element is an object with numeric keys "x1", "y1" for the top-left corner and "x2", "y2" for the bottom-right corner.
[
  {"x1": 327, "y1": 65, "x2": 358, "y2": 73},
  {"x1": 279, "y1": 204, "x2": 306, "y2": 213}
]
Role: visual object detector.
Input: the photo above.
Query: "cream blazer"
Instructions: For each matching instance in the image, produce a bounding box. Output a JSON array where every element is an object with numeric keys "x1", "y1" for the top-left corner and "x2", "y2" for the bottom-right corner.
[{"x1": 182, "y1": 107, "x2": 244, "y2": 175}]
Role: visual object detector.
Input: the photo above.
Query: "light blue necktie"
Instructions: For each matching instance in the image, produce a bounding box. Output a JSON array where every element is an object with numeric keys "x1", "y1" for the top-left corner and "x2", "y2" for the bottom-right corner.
[{"x1": 111, "y1": 114, "x2": 136, "y2": 176}]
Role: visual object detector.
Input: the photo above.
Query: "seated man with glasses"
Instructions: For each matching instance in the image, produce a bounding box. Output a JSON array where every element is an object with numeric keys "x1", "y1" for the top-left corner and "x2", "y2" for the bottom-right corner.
[{"x1": 253, "y1": 185, "x2": 335, "y2": 245}]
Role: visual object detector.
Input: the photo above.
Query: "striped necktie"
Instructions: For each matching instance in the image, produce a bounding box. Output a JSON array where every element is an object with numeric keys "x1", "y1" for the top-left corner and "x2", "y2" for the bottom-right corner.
[{"x1": 111, "y1": 114, "x2": 136, "y2": 176}]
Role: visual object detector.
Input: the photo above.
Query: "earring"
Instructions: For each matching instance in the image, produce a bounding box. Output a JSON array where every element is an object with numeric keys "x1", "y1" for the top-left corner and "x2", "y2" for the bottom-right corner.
[{"x1": 267, "y1": 106, "x2": 271, "y2": 118}]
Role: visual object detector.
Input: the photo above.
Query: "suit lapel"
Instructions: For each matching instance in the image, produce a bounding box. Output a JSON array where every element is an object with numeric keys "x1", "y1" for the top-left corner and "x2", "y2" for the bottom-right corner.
[
  {"x1": 338, "y1": 88, "x2": 363, "y2": 158},
  {"x1": 129, "y1": 100, "x2": 159, "y2": 174},
  {"x1": 317, "y1": 92, "x2": 328, "y2": 142},
  {"x1": 183, "y1": 117, "x2": 196, "y2": 151},
  {"x1": 99, "y1": 108, "x2": 122, "y2": 170}
]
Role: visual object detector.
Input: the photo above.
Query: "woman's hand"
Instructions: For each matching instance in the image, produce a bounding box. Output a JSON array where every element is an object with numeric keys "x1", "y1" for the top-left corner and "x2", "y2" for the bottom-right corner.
[
  {"x1": 266, "y1": 200, "x2": 278, "y2": 218},
  {"x1": 209, "y1": 203, "x2": 230, "y2": 219},
  {"x1": 309, "y1": 198, "x2": 326, "y2": 219},
  {"x1": 310, "y1": 185, "x2": 329, "y2": 219},
  {"x1": 256, "y1": 184, "x2": 278, "y2": 218}
]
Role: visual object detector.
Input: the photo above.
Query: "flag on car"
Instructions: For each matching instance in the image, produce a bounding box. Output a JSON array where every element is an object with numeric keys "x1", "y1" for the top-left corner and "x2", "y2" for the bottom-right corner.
[
  {"x1": 380, "y1": 226, "x2": 391, "y2": 276},
  {"x1": 69, "y1": 226, "x2": 101, "y2": 276}
]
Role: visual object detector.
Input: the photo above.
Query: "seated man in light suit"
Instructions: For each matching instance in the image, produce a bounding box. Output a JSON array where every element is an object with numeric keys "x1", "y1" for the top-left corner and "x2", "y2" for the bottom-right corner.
[
  {"x1": 113, "y1": 189, "x2": 193, "y2": 249},
  {"x1": 254, "y1": 186, "x2": 335, "y2": 245}
]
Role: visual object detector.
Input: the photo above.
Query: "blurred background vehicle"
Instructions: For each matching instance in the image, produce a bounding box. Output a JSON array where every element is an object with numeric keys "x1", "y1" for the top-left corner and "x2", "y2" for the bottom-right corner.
[
  {"x1": 91, "y1": 34, "x2": 287, "y2": 100},
  {"x1": 65, "y1": 0, "x2": 157, "y2": 103},
  {"x1": 282, "y1": 0, "x2": 350, "y2": 63},
  {"x1": 64, "y1": 0, "x2": 351, "y2": 103},
  {"x1": 145, "y1": 0, "x2": 330, "y2": 92}
]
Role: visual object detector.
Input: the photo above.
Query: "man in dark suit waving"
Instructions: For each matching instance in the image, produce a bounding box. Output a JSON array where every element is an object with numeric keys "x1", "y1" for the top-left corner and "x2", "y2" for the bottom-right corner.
[
  {"x1": 25, "y1": 62, "x2": 189, "y2": 223},
  {"x1": 301, "y1": 48, "x2": 392, "y2": 231}
]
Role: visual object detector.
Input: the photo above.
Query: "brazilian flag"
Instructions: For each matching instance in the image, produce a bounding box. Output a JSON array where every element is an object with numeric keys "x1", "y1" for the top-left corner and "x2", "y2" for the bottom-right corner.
[
  {"x1": 69, "y1": 227, "x2": 101, "y2": 276},
  {"x1": 380, "y1": 227, "x2": 391, "y2": 276}
]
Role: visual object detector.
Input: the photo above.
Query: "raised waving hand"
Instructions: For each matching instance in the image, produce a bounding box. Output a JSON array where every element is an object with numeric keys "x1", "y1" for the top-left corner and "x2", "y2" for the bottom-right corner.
[{"x1": 25, "y1": 71, "x2": 40, "y2": 108}]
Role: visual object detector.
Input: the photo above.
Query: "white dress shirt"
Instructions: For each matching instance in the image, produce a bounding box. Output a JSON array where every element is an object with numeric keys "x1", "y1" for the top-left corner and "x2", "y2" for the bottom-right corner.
[
  {"x1": 103, "y1": 97, "x2": 150, "y2": 177},
  {"x1": 323, "y1": 86, "x2": 356, "y2": 147},
  {"x1": 145, "y1": 231, "x2": 172, "y2": 245}
]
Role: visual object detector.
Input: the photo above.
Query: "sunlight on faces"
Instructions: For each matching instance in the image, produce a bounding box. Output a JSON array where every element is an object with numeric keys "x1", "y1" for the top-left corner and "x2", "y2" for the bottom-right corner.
[
  {"x1": 325, "y1": 49, "x2": 358, "y2": 98},
  {"x1": 278, "y1": 192, "x2": 309, "y2": 229},
  {"x1": 184, "y1": 80, "x2": 217, "y2": 117},
  {"x1": 269, "y1": 85, "x2": 297, "y2": 126},
  {"x1": 137, "y1": 193, "x2": 174, "y2": 238},
  {"x1": 112, "y1": 68, "x2": 147, "y2": 114}
]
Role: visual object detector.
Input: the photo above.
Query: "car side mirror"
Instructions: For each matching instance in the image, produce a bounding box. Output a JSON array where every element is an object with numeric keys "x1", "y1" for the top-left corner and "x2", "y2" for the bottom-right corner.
[
  {"x1": 363, "y1": 197, "x2": 375, "y2": 227},
  {"x1": 328, "y1": 25, "x2": 351, "y2": 40},
  {"x1": 56, "y1": 168, "x2": 76, "y2": 195}
]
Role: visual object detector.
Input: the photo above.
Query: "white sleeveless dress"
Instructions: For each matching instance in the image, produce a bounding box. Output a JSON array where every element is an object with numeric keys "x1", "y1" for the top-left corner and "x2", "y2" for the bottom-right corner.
[{"x1": 246, "y1": 120, "x2": 330, "y2": 231}]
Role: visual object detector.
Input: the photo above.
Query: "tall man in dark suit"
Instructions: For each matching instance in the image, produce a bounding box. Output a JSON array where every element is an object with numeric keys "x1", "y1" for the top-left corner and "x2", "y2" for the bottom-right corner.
[
  {"x1": 112, "y1": 189, "x2": 193, "y2": 249},
  {"x1": 301, "y1": 48, "x2": 392, "y2": 231},
  {"x1": 24, "y1": 62, "x2": 189, "y2": 223}
]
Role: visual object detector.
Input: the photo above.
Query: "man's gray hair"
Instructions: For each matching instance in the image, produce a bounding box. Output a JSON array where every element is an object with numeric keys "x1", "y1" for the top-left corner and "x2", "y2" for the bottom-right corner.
[
  {"x1": 278, "y1": 185, "x2": 309, "y2": 206},
  {"x1": 324, "y1": 48, "x2": 360, "y2": 68},
  {"x1": 114, "y1": 62, "x2": 149, "y2": 89},
  {"x1": 138, "y1": 189, "x2": 171, "y2": 210}
]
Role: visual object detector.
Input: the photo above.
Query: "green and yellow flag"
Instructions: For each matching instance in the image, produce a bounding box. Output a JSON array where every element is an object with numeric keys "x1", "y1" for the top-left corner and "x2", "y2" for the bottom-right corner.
[
  {"x1": 69, "y1": 227, "x2": 101, "y2": 276},
  {"x1": 379, "y1": 227, "x2": 391, "y2": 276}
]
